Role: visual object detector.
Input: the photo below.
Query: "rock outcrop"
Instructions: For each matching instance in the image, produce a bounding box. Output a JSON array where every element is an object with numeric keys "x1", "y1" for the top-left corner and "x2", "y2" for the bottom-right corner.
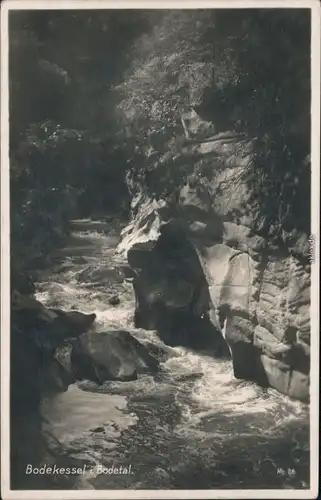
[
  {"x1": 126, "y1": 225, "x2": 230, "y2": 357},
  {"x1": 12, "y1": 290, "x2": 96, "y2": 342},
  {"x1": 10, "y1": 268, "x2": 97, "y2": 487},
  {"x1": 117, "y1": 128, "x2": 310, "y2": 401},
  {"x1": 71, "y1": 329, "x2": 159, "y2": 383},
  {"x1": 11, "y1": 294, "x2": 97, "y2": 413}
]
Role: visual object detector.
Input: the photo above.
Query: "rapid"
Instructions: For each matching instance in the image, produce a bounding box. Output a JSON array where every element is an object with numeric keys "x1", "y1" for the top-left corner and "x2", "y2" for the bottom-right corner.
[{"x1": 35, "y1": 219, "x2": 309, "y2": 490}]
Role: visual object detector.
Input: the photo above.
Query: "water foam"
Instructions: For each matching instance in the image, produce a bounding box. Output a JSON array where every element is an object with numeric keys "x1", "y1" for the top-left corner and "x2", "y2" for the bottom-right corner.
[{"x1": 34, "y1": 220, "x2": 309, "y2": 490}]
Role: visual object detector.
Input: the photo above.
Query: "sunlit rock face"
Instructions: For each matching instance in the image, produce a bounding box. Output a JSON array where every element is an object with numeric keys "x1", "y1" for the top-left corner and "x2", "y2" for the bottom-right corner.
[{"x1": 118, "y1": 127, "x2": 310, "y2": 401}]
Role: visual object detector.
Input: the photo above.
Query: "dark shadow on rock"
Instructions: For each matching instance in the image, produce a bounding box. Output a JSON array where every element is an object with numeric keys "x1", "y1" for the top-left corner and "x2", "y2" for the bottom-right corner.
[
  {"x1": 12, "y1": 292, "x2": 96, "y2": 347},
  {"x1": 136, "y1": 307, "x2": 230, "y2": 358},
  {"x1": 49, "y1": 309, "x2": 96, "y2": 340},
  {"x1": 108, "y1": 294, "x2": 121, "y2": 306},
  {"x1": 71, "y1": 330, "x2": 159, "y2": 384},
  {"x1": 11, "y1": 262, "x2": 36, "y2": 295},
  {"x1": 128, "y1": 221, "x2": 229, "y2": 357},
  {"x1": 231, "y1": 343, "x2": 262, "y2": 382},
  {"x1": 253, "y1": 350, "x2": 270, "y2": 388},
  {"x1": 10, "y1": 321, "x2": 76, "y2": 489},
  {"x1": 222, "y1": 313, "x2": 270, "y2": 387}
]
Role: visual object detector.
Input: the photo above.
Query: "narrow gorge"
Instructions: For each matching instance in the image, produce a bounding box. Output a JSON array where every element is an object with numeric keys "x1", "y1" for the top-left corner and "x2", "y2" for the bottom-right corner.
[
  {"x1": 7, "y1": 7, "x2": 312, "y2": 494},
  {"x1": 11, "y1": 122, "x2": 311, "y2": 490}
]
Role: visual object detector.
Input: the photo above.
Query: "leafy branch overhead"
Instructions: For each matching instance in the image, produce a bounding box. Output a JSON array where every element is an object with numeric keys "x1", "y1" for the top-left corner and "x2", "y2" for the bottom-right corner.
[
  {"x1": 10, "y1": 8, "x2": 310, "y2": 263},
  {"x1": 116, "y1": 9, "x2": 310, "y2": 236}
]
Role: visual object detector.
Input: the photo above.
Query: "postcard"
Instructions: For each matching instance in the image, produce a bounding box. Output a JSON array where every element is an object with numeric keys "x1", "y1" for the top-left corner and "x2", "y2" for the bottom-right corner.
[{"x1": 1, "y1": 1, "x2": 320, "y2": 498}]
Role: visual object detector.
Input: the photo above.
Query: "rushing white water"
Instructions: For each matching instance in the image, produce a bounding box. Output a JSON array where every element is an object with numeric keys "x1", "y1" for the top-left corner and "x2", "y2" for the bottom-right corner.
[{"x1": 36, "y1": 219, "x2": 309, "y2": 490}]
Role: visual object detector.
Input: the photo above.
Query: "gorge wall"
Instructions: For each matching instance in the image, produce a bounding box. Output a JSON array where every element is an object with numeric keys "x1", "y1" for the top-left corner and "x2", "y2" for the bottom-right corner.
[{"x1": 117, "y1": 119, "x2": 311, "y2": 402}]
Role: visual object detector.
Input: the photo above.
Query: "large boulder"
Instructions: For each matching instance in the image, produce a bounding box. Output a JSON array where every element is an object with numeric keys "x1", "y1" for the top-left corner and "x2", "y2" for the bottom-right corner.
[
  {"x1": 48, "y1": 308, "x2": 97, "y2": 340},
  {"x1": 70, "y1": 330, "x2": 160, "y2": 383},
  {"x1": 12, "y1": 291, "x2": 96, "y2": 348},
  {"x1": 10, "y1": 279, "x2": 94, "y2": 488}
]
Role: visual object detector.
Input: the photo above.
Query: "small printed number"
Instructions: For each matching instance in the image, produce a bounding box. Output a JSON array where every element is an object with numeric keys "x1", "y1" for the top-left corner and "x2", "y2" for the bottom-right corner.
[{"x1": 277, "y1": 468, "x2": 296, "y2": 476}]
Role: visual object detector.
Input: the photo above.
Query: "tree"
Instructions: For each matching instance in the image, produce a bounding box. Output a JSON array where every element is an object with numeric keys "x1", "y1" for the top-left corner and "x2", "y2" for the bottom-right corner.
[
  {"x1": 116, "y1": 9, "x2": 311, "y2": 236},
  {"x1": 9, "y1": 10, "x2": 152, "y2": 262}
]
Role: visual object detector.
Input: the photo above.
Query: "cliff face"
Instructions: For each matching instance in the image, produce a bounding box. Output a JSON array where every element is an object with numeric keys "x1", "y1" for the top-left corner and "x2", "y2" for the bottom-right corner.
[{"x1": 117, "y1": 120, "x2": 310, "y2": 402}]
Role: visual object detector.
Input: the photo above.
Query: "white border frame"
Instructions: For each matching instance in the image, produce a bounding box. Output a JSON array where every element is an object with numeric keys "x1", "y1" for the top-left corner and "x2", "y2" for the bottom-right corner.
[{"x1": 1, "y1": 1, "x2": 320, "y2": 499}]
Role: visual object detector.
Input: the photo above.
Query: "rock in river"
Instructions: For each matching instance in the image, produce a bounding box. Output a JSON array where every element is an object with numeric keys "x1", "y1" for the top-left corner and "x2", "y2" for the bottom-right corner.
[
  {"x1": 49, "y1": 308, "x2": 97, "y2": 340},
  {"x1": 12, "y1": 291, "x2": 96, "y2": 349},
  {"x1": 71, "y1": 330, "x2": 159, "y2": 383},
  {"x1": 108, "y1": 294, "x2": 121, "y2": 306}
]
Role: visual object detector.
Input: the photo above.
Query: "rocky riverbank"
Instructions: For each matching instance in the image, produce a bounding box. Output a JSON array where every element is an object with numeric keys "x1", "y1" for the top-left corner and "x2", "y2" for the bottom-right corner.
[
  {"x1": 10, "y1": 128, "x2": 311, "y2": 489},
  {"x1": 10, "y1": 256, "x2": 159, "y2": 489},
  {"x1": 10, "y1": 217, "x2": 309, "y2": 490}
]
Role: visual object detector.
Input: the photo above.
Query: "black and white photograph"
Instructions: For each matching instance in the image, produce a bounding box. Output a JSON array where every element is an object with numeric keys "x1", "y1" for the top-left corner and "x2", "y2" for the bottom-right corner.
[{"x1": 1, "y1": 1, "x2": 320, "y2": 498}]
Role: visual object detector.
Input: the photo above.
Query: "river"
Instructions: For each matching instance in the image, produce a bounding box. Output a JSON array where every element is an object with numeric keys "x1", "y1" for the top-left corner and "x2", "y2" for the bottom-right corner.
[{"x1": 34, "y1": 219, "x2": 309, "y2": 490}]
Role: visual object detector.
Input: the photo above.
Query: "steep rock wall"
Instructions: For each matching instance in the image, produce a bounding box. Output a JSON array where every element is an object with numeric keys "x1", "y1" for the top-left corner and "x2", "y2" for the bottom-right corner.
[{"x1": 117, "y1": 128, "x2": 310, "y2": 401}]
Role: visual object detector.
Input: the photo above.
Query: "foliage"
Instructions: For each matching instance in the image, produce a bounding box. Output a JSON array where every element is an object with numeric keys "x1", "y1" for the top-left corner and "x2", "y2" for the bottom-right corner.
[
  {"x1": 9, "y1": 10, "x2": 152, "y2": 265},
  {"x1": 9, "y1": 9, "x2": 311, "y2": 267},
  {"x1": 116, "y1": 9, "x2": 311, "y2": 237},
  {"x1": 204, "y1": 9, "x2": 311, "y2": 236}
]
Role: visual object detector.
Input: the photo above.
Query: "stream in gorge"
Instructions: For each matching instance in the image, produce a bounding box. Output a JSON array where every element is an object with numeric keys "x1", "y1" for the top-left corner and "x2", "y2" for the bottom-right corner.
[{"x1": 34, "y1": 219, "x2": 310, "y2": 490}]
